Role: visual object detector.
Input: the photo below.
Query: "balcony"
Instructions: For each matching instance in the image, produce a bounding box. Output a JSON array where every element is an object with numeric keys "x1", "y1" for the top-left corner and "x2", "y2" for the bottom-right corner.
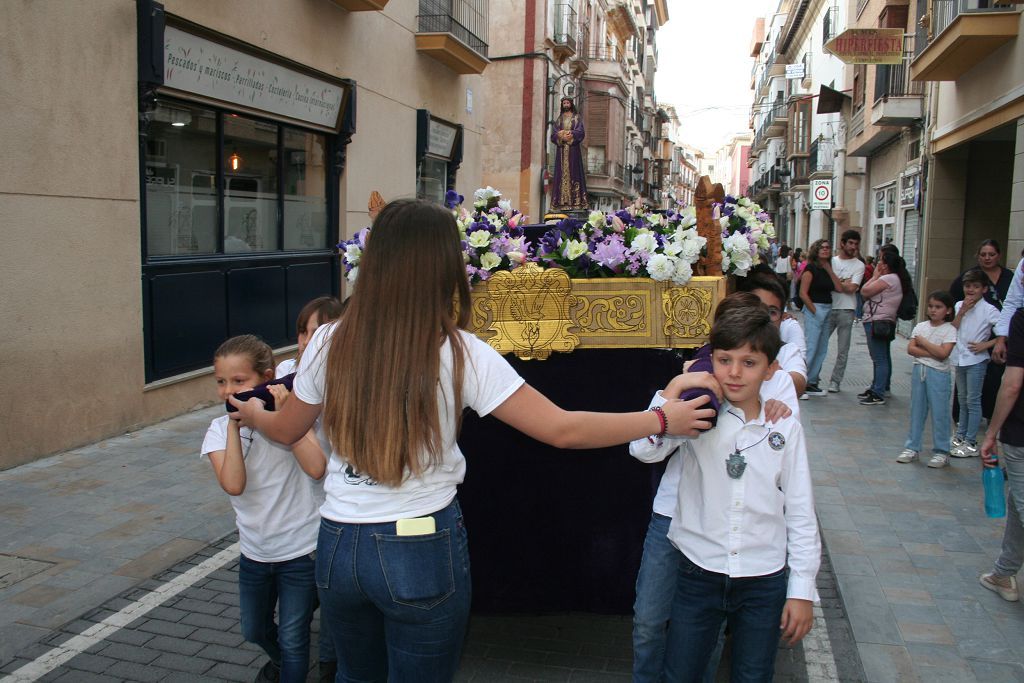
[
  {"x1": 570, "y1": 23, "x2": 590, "y2": 73},
  {"x1": 790, "y1": 156, "x2": 811, "y2": 189},
  {"x1": 871, "y1": 53, "x2": 925, "y2": 126},
  {"x1": 757, "y1": 60, "x2": 787, "y2": 98},
  {"x1": 808, "y1": 138, "x2": 834, "y2": 179},
  {"x1": 329, "y1": 0, "x2": 389, "y2": 9},
  {"x1": 910, "y1": 0, "x2": 1020, "y2": 81},
  {"x1": 552, "y1": 3, "x2": 578, "y2": 59},
  {"x1": 587, "y1": 45, "x2": 629, "y2": 82},
  {"x1": 416, "y1": 0, "x2": 490, "y2": 75},
  {"x1": 750, "y1": 166, "x2": 784, "y2": 201}
]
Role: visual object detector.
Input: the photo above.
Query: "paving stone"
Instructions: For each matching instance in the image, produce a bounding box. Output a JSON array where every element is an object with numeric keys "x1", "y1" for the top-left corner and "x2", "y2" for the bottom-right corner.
[
  {"x1": 195, "y1": 642, "x2": 261, "y2": 666},
  {"x1": 187, "y1": 626, "x2": 246, "y2": 647},
  {"x1": 206, "y1": 661, "x2": 262, "y2": 682},
  {"x1": 62, "y1": 652, "x2": 119, "y2": 674},
  {"x1": 94, "y1": 641, "x2": 162, "y2": 664},
  {"x1": 136, "y1": 619, "x2": 198, "y2": 639},
  {"x1": 146, "y1": 634, "x2": 206, "y2": 656},
  {"x1": 106, "y1": 660, "x2": 172, "y2": 682},
  {"x1": 150, "y1": 652, "x2": 216, "y2": 674}
]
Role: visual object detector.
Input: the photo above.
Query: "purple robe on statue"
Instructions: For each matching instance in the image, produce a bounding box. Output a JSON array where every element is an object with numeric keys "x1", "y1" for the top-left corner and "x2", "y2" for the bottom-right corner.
[{"x1": 550, "y1": 112, "x2": 588, "y2": 211}]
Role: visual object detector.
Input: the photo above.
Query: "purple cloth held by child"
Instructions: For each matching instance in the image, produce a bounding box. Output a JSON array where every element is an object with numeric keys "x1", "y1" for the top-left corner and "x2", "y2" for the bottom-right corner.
[
  {"x1": 225, "y1": 373, "x2": 295, "y2": 413},
  {"x1": 678, "y1": 344, "x2": 720, "y2": 429}
]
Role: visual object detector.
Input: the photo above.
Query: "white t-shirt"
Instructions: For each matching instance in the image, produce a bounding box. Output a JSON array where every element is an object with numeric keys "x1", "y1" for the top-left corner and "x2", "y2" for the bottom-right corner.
[
  {"x1": 831, "y1": 256, "x2": 866, "y2": 310},
  {"x1": 276, "y1": 357, "x2": 297, "y2": 378},
  {"x1": 294, "y1": 323, "x2": 526, "y2": 523},
  {"x1": 952, "y1": 299, "x2": 1000, "y2": 367},
  {"x1": 780, "y1": 317, "x2": 806, "y2": 357},
  {"x1": 201, "y1": 416, "x2": 320, "y2": 563},
  {"x1": 640, "y1": 342, "x2": 800, "y2": 519},
  {"x1": 775, "y1": 256, "x2": 792, "y2": 276},
  {"x1": 910, "y1": 321, "x2": 957, "y2": 372},
  {"x1": 276, "y1": 359, "x2": 329, "y2": 508}
]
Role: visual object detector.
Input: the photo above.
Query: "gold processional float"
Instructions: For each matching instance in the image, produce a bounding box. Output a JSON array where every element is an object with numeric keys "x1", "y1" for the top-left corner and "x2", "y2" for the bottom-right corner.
[
  {"x1": 467, "y1": 176, "x2": 731, "y2": 360},
  {"x1": 364, "y1": 177, "x2": 736, "y2": 361}
]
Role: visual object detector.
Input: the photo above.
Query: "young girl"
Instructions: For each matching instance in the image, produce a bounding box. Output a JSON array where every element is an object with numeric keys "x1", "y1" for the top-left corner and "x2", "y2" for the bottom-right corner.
[
  {"x1": 276, "y1": 296, "x2": 346, "y2": 378},
  {"x1": 203, "y1": 335, "x2": 326, "y2": 683},
  {"x1": 229, "y1": 199, "x2": 716, "y2": 682},
  {"x1": 951, "y1": 268, "x2": 1001, "y2": 456},
  {"x1": 898, "y1": 292, "x2": 958, "y2": 468}
]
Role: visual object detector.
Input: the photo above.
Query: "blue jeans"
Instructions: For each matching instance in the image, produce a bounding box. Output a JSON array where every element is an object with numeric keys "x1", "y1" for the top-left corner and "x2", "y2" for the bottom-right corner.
[
  {"x1": 664, "y1": 553, "x2": 788, "y2": 683},
  {"x1": 905, "y1": 365, "x2": 952, "y2": 454},
  {"x1": 633, "y1": 513, "x2": 677, "y2": 682},
  {"x1": 955, "y1": 361, "x2": 988, "y2": 443},
  {"x1": 864, "y1": 322, "x2": 893, "y2": 396},
  {"x1": 855, "y1": 293, "x2": 864, "y2": 319},
  {"x1": 315, "y1": 499, "x2": 471, "y2": 682},
  {"x1": 995, "y1": 443, "x2": 1024, "y2": 577},
  {"x1": 238, "y1": 553, "x2": 317, "y2": 683},
  {"x1": 804, "y1": 303, "x2": 832, "y2": 386}
]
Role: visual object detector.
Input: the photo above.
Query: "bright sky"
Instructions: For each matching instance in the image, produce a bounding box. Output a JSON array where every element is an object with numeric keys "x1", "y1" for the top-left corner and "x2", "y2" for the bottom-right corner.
[{"x1": 655, "y1": 0, "x2": 780, "y2": 155}]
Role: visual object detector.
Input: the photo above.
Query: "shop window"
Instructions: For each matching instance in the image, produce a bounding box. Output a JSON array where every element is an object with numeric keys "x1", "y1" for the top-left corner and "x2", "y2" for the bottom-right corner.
[
  {"x1": 416, "y1": 110, "x2": 462, "y2": 205},
  {"x1": 143, "y1": 100, "x2": 331, "y2": 259}
]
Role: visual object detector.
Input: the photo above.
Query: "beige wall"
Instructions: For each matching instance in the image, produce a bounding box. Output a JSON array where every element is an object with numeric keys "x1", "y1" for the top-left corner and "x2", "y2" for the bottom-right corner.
[
  {"x1": 920, "y1": 146, "x2": 969, "y2": 300},
  {"x1": 0, "y1": 0, "x2": 486, "y2": 468}
]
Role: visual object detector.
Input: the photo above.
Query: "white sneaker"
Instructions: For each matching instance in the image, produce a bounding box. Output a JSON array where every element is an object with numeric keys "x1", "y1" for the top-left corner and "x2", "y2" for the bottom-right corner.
[
  {"x1": 828, "y1": 382, "x2": 841, "y2": 393},
  {"x1": 980, "y1": 573, "x2": 1020, "y2": 602},
  {"x1": 952, "y1": 442, "x2": 979, "y2": 458},
  {"x1": 799, "y1": 393, "x2": 809, "y2": 401},
  {"x1": 927, "y1": 453, "x2": 950, "y2": 468},
  {"x1": 896, "y1": 449, "x2": 918, "y2": 464}
]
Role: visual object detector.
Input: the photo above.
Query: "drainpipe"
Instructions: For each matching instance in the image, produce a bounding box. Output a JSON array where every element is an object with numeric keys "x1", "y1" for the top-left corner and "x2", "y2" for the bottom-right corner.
[{"x1": 834, "y1": 116, "x2": 846, "y2": 233}]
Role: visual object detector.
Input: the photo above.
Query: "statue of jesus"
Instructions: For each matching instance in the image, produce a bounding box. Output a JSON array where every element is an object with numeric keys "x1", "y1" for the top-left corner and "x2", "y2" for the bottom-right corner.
[{"x1": 550, "y1": 97, "x2": 588, "y2": 212}]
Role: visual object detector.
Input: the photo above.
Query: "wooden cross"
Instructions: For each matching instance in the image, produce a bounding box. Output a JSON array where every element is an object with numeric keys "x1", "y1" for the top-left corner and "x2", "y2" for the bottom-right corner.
[{"x1": 694, "y1": 175, "x2": 725, "y2": 277}]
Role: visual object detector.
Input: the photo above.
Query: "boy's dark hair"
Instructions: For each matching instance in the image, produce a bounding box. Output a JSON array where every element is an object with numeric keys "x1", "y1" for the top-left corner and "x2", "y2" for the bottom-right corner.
[
  {"x1": 961, "y1": 268, "x2": 987, "y2": 287},
  {"x1": 840, "y1": 229, "x2": 861, "y2": 244},
  {"x1": 296, "y1": 296, "x2": 346, "y2": 337},
  {"x1": 927, "y1": 290, "x2": 955, "y2": 321},
  {"x1": 714, "y1": 291, "x2": 763, "y2": 320},
  {"x1": 743, "y1": 274, "x2": 787, "y2": 309},
  {"x1": 710, "y1": 306, "x2": 782, "y2": 363}
]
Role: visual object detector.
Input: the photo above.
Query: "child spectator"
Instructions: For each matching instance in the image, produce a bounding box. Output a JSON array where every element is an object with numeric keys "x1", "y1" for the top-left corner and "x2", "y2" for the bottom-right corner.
[
  {"x1": 952, "y1": 269, "x2": 1001, "y2": 457},
  {"x1": 898, "y1": 292, "x2": 957, "y2": 467},
  {"x1": 277, "y1": 296, "x2": 346, "y2": 378}
]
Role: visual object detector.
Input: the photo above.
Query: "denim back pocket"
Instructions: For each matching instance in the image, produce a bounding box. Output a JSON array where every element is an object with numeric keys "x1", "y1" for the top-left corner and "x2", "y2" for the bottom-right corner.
[
  {"x1": 374, "y1": 530, "x2": 455, "y2": 610},
  {"x1": 316, "y1": 520, "x2": 343, "y2": 591}
]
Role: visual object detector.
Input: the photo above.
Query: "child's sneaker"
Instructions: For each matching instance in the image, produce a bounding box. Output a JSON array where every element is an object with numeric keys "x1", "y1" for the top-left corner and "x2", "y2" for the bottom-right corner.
[
  {"x1": 857, "y1": 388, "x2": 872, "y2": 399},
  {"x1": 980, "y1": 572, "x2": 1020, "y2": 602},
  {"x1": 799, "y1": 393, "x2": 809, "y2": 401},
  {"x1": 896, "y1": 449, "x2": 918, "y2": 463},
  {"x1": 952, "y1": 435, "x2": 965, "y2": 450},
  {"x1": 927, "y1": 453, "x2": 950, "y2": 468},
  {"x1": 859, "y1": 392, "x2": 886, "y2": 406},
  {"x1": 804, "y1": 384, "x2": 827, "y2": 396},
  {"x1": 828, "y1": 381, "x2": 841, "y2": 393}
]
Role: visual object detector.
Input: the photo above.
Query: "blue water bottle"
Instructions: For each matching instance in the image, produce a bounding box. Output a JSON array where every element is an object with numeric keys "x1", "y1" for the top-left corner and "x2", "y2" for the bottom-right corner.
[{"x1": 984, "y1": 457, "x2": 1006, "y2": 518}]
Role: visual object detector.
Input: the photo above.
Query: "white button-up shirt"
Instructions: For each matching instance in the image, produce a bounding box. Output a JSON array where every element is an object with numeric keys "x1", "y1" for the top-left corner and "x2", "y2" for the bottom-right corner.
[
  {"x1": 952, "y1": 299, "x2": 1000, "y2": 367},
  {"x1": 631, "y1": 398, "x2": 820, "y2": 602}
]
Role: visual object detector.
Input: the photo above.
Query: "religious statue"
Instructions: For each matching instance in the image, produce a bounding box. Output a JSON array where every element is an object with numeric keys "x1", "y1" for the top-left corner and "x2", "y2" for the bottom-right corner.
[{"x1": 549, "y1": 97, "x2": 588, "y2": 212}]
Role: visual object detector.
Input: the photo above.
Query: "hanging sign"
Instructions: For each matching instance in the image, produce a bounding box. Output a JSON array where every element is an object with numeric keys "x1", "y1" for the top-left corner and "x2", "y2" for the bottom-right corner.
[
  {"x1": 900, "y1": 173, "x2": 920, "y2": 209},
  {"x1": 427, "y1": 120, "x2": 459, "y2": 159},
  {"x1": 785, "y1": 63, "x2": 805, "y2": 79},
  {"x1": 810, "y1": 179, "x2": 832, "y2": 210},
  {"x1": 163, "y1": 26, "x2": 345, "y2": 129},
  {"x1": 824, "y1": 29, "x2": 904, "y2": 65}
]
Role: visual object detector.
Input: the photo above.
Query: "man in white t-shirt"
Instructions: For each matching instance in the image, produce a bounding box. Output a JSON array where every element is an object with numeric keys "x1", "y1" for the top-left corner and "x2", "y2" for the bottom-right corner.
[{"x1": 825, "y1": 230, "x2": 866, "y2": 393}]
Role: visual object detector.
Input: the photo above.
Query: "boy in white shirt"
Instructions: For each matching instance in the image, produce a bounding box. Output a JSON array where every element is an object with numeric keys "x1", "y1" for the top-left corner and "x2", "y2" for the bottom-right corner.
[
  {"x1": 632, "y1": 306, "x2": 820, "y2": 681},
  {"x1": 952, "y1": 269, "x2": 1001, "y2": 457}
]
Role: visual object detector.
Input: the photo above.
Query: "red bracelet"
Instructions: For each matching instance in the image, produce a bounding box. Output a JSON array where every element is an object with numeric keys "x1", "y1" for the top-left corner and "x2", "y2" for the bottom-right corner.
[{"x1": 650, "y1": 406, "x2": 668, "y2": 438}]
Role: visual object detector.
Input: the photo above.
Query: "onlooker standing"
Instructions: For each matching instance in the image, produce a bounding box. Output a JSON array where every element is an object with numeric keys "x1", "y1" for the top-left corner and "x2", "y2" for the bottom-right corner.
[
  {"x1": 951, "y1": 269, "x2": 1000, "y2": 457},
  {"x1": 790, "y1": 248, "x2": 806, "y2": 309},
  {"x1": 993, "y1": 255, "x2": 1024, "y2": 364},
  {"x1": 859, "y1": 251, "x2": 904, "y2": 406},
  {"x1": 856, "y1": 256, "x2": 874, "y2": 322},
  {"x1": 825, "y1": 230, "x2": 866, "y2": 393},
  {"x1": 775, "y1": 245, "x2": 792, "y2": 293},
  {"x1": 978, "y1": 306, "x2": 1024, "y2": 603},
  {"x1": 799, "y1": 239, "x2": 836, "y2": 397}
]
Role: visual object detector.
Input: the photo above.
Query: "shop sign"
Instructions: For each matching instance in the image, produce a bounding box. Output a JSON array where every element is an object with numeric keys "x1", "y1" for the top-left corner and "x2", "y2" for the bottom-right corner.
[
  {"x1": 427, "y1": 120, "x2": 458, "y2": 159},
  {"x1": 163, "y1": 26, "x2": 345, "y2": 129},
  {"x1": 810, "y1": 179, "x2": 832, "y2": 210},
  {"x1": 900, "y1": 173, "x2": 919, "y2": 209},
  {"x1": 785, "y1": 63, "x2": 805, "y2": 80},
  {"x1": 824, "y1": 29, "x2": 904, "y2": 65}
]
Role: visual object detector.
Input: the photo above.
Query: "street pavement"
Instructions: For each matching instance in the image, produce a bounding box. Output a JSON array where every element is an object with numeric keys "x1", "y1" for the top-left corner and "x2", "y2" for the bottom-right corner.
[{"x1": 0, "y1": 323, "x2": 1020, "y2": 682}]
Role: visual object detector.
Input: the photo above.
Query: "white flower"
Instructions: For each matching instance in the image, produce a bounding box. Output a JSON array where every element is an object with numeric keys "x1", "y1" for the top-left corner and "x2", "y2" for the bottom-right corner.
[
  {"x1": 507, "y1": 251, "x2": 526, "y2": 265},
  {"x1": 678, "y1": 230, "x2": 706, "y2": 261},
  {"x1": 346, "y1": 266, "x2": 359, "y2": 283},
  {"x1": 679, "y1": 213, "x2": 697, "y2": 229},
  {"x1": 757, "y1": 233, "x2": 770, "y2": 250},
  {"x1": 646, "y1": 212, "x2": 664, "y2": 227},
  {"x1": 646, "y1": 253, "x2": 676, "y2": 281},
  {"x1": 345, "y1": 244, "x2": 361, "y2": 265},
  {"x1": 468, "y1": 230, "x2": 491, "y2": 248},
  {"x1": 487, "y1": 213, "x2": 503, "y2": 227},
  {"x1": 498, "y1": 199, "x2": 513, "y2": 215},
  {"x1": 671, "y1": 258, "x2": 693, "y2": 285},
  {"x1": 631, "y1": 230, "x2": 658, "y2": 254},
  {"x1": 563, "y1": 239, "x2": 588, "y2": 261},
  {"x1": 588, "y1": 210, "x2": 606, "y2": 228},
  {"x1": 663, "y1": 240, "x2": 682, "y2": 257},
  {"x1": 479, "y1": 252, "x2": 502, "y2": 271},
  {"x1": 719, "y1": 216, "x2": 731, "y2": 230},
  {"x1": 473, "y1": 186, "x2": 501, "y2": 202},
  {"x1": 738, "y1": 197, "x2": 752, "y2": 207}
]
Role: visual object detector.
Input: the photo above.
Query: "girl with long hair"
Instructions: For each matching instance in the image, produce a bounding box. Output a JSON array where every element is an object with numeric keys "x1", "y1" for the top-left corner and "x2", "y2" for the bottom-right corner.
[
  {"x1": 798, "y1": 239, "x2": 836, "y2": 396},
  {"x1": 230, "y1": 199, "x2": 715, "y2": 681}
]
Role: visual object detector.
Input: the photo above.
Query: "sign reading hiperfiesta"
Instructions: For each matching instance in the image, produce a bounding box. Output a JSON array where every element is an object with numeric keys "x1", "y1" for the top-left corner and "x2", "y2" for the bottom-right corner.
[
  {"x1": 824, "y1": 28, "x2": 904, "y2": 65},
  {"x1": 163, "y1": 26, "x2": 345, "y2": 129}
]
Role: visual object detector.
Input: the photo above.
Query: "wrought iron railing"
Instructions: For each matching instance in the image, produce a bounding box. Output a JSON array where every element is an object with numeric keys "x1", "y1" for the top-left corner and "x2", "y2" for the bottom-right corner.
[
  {"x1": 917, "y1": 0, "x2": 1020, "y2": 56},
  {"x1": 554, "y1": 2, "x2": 577, "y2": 53},
  {"x1": 809, "y1": 138, "x2": 834, "y2": 175},
  {"x1": 418, "y1": 0, "x2": 490, "y2": 58}
]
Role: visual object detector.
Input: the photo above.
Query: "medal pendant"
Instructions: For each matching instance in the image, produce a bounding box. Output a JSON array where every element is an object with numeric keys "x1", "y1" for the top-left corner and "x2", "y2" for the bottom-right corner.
[{"x1": 726, "y1": 450, "x2": 747, "y2": 479}]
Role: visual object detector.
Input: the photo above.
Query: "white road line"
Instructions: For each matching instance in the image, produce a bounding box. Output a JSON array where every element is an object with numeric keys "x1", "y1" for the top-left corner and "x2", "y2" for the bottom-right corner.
[
  {"x1": 804, "y1": 604, "x2": 840, "y2": 682},
  {"x1": 1, "y1": 542, "x2": 239, "y2": 683}
]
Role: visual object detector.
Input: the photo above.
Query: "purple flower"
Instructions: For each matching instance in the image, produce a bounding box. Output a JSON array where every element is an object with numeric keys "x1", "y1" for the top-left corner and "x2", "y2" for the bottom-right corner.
[
  {"x1": 592, "y1": 236, "x2": 628, "y2": 269},
  {"x1": 539, "y1": 228, "x2": 563, "y2": 255},
  {"x1": 445, "y1": 190, "x2": 464, "y2": 210},
  {"x1": 725, "y1": 194, "x2": 737, "y2": 204}
]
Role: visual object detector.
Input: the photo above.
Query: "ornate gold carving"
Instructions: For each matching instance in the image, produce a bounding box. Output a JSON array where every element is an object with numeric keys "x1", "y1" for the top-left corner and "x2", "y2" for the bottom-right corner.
[
  {"x1": 572, "y1": 293, "x2": 650, "y2": 334},
  {"x1": 479, "y1": 263, "x2": 580, "y2": 360},
  {"x1": 663, "y1": 286, "x2": 714, "y2": 340}
]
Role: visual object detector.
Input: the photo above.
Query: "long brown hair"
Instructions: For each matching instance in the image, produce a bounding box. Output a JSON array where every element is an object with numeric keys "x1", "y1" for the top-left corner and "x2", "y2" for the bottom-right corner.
[{"x1": 322, "y1": 199, "x2": 471, "y2": 486}]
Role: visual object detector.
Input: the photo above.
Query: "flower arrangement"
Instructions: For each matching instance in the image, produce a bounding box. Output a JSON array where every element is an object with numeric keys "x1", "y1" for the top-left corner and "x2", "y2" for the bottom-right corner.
[
  {"x1": 716, "y1": 195, "x2": 775, "y2": 277},
  {"x1": 337, "y1": 188, "x2": 773, "y2": 286}
]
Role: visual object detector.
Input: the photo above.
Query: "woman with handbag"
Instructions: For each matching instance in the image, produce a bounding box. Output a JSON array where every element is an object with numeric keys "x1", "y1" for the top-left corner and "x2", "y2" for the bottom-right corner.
[{"x1": 859, "y1": 251, "x2": 904, "y2": 406}]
